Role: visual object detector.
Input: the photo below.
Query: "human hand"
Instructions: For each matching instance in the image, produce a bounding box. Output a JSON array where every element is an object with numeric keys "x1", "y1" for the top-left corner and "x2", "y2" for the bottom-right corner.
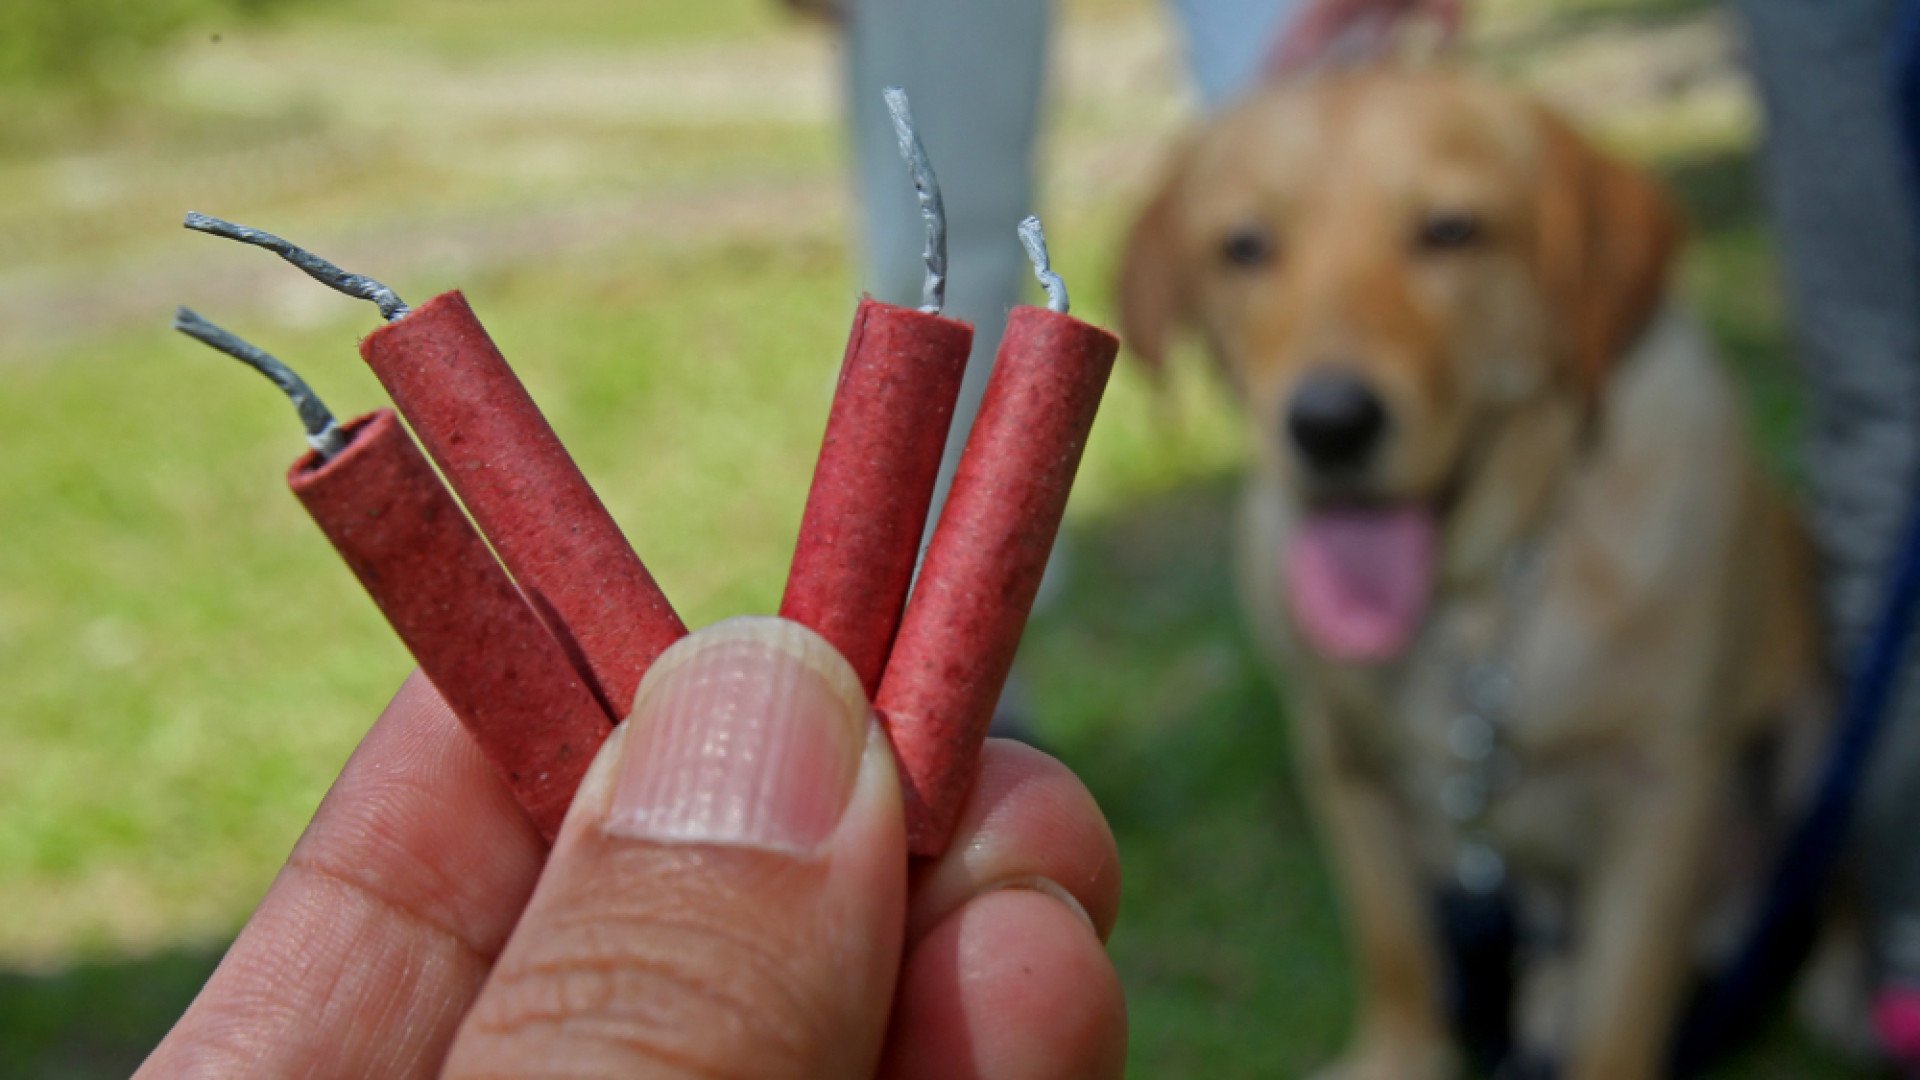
[
  {"x1": 139, "y1": 616, "x2": 1125, "y2": 1079},
  {"x1": 1266, "y1": 0, "x2": 1464, "y2": 76}
]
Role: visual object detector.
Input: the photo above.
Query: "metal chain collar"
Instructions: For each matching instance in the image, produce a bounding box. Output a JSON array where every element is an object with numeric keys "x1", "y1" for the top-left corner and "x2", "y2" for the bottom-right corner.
[{"x1": 1442, "y1": 542, "x2": 1547, "y2": 895}]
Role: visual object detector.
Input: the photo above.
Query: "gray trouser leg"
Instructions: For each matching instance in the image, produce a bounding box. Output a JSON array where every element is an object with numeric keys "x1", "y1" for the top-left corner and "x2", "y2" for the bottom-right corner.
[
  {"x1": 1168, "y1": 0, "x2": 1305, "y2": 107},
  {"x1": 1735, "y1": 0, "x2": 1920, "y2": 979},
  {"x1": 844, "y1": 0, "x2": 1052, "y2": 523},
  {"x1": 844, "y1": 0, "x2": 1054, "y2": 734}
]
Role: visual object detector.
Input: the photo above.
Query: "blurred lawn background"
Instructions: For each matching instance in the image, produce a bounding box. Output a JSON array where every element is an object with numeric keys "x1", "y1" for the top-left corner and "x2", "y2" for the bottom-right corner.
[{"x1": 0, "y1": 0, "x2": 1854, "y2": 1075}]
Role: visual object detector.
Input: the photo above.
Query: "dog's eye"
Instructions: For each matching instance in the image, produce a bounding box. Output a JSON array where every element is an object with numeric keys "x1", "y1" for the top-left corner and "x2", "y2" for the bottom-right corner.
[
  {"x1": 1416, "y1": 210, "x2": 1484, "y2": 252},
  {"x1": 1219, "y1": 225, "x2": 1277, "y2": 269}
]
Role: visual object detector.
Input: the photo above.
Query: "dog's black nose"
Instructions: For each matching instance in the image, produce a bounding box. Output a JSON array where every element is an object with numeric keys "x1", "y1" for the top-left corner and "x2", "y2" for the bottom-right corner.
[{"x1": 1287, "y1": 372, "x2": 1387, "y2": 470}]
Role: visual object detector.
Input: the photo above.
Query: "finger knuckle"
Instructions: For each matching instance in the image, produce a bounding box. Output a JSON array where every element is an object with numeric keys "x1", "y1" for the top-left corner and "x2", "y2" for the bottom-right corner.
[{"x1": 466, "y1": 871, "x2": 838, "y2": 1077}]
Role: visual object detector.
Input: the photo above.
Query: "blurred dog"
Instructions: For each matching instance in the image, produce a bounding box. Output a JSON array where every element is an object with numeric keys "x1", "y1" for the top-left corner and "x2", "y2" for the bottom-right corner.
[{"x1": 1120, "y1": 71, "x2": 1831, "y2": 1078}]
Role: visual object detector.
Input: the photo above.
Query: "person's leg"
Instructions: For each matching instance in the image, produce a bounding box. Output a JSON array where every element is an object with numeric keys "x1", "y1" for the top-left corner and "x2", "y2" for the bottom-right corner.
[
  {"x1": 844, "y1": 0, "x2": 1055, "y2": 736},
  {"x1": 844, "y1": 0, "x2": 1053, "y2": 518},
  {"x1": 1734, "y1": 0, "x2": 1920, "y2": 1011}
]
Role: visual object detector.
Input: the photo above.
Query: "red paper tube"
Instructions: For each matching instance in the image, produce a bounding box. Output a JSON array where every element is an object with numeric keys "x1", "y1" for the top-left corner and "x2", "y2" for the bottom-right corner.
[
  {"x1": 290, "y1": 409, "x2": 611, "y2": 842},
  {"x1": 780, "y1": 298, "x2": 972, "y2": 695},
  {"x1": 360, "y1": 291, "x2": 686, "y2": 718},
  {"x1": 875, "y1": 304, "x2": 1119, "y2": 855}
]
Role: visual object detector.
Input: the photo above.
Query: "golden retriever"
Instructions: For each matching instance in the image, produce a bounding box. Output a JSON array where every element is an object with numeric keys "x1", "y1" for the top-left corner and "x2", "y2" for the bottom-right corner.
[{"x1": 1119, "y1": 70, "x2": 1829, "y2": 1079}]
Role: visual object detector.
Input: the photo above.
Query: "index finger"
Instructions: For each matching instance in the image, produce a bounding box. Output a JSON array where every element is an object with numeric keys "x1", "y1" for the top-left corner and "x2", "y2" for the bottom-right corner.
[{"x1": 138, "y1": 670, "x2": 547, "y2": 1079}]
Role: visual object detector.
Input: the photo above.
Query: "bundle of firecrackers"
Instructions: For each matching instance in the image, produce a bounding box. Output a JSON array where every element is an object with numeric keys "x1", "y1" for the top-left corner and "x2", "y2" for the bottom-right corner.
[{"x1": 174, "y1": 89, "x2": 1118, "y2": 857}]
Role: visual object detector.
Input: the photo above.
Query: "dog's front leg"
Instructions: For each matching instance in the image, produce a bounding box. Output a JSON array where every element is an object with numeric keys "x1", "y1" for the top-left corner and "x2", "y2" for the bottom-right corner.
[
  {"x1": 1301, "y1": 718, "x2": 1459, "y2": 1080},
  {"x1": 1561, "y1": 766, "x2": 1718, "y2": 1080}
]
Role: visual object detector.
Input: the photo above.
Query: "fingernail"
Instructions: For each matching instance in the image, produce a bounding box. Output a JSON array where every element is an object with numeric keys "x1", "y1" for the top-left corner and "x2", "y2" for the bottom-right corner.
[
  {"x1": 607, "y1": 616, "x2": 870, "y2": 854},
  {"x1": 988, "y1": 876, "x2": 1099, "y2": 936}
]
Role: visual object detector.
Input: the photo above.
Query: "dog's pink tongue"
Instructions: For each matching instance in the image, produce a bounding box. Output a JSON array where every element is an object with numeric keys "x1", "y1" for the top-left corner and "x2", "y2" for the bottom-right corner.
[{"x1": 1283, "y1": 505, "x2": 1438, "y2": 663}]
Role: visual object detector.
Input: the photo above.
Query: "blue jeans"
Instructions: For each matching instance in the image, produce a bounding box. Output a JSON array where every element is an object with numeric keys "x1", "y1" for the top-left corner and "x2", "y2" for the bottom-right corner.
[{"x1": 1737, "y1": 0, "x2": 1920, "y2": 985}]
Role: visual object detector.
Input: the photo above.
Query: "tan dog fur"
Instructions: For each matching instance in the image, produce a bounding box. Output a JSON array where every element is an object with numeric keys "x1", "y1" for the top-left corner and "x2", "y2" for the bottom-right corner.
[{"x1": 1120, "y1": 71, "x2": 1826, "y2": 1078}]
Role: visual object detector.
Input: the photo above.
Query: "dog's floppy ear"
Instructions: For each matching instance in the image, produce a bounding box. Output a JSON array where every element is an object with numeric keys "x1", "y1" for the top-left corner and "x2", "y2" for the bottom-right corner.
[
  {"x1": 1117, "y1": 149, "x2": 1197, "y2": 382},
  {"x1": 1532, "y1": 108, "x2": 1684, "y2": 403}
]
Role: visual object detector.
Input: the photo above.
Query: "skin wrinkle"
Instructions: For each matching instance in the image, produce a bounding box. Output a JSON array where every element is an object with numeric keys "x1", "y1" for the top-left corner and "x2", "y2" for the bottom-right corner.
[
  {"x1": 558, "y1": 1026, "x2": 764, "y2": 1080},
  {"x1": 298, "y1": 886, "x2": 378, "y2": 1054},
  {"x1": 181, "y1": 873, "x2": 486, "y2": 1076},
  {"x1": 467, "y1": 904, "x2": 862, "y2": 1078},
  {"x1": 285, "y1": 835, "x2": 506, "y2": 967},
  {"x1": 363, "y1": 950, "x2": 450, "y2": 1079},
  {"x1": 298, "y1": 871, "x2": 482, "y2": 1039},
  {"x1": 300, "y1": 672, "x2": 543, "y2": 952},
  {"x1": 344, "y1": 928, "x2": 469, "y2": 1077},
  {"x1": 457, "y1": 1029, "x2": 751, "y2": 1080},
  {"x1": 480, "y1": 952, "x2": 758, "y2": 1037},
  {"x1": 469, "y1": 926, "x2": 824, "y2": 1077},
  {"x1": 534, "y1": 904, "x2": 828, "y2": 1048},
  {"x1": 324, "y1": 803, "x2": 526, "y2": 930},
  {"x1": 536, "y1": 883, "x2": 819, "y2": 977}
]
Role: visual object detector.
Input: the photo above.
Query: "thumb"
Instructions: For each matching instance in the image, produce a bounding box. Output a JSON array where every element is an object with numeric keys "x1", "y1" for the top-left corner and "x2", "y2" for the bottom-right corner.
[{"x1": 443, "y1": 616, "x2": 907, "y2": 1079}]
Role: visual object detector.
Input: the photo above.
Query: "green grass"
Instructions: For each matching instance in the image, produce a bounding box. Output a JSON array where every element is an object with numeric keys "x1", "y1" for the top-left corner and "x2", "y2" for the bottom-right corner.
[
  {"x1": 292, "y1": 0, "x2": 787, "y2": 53},
  {"x1": 0, "y1": 0, "x2": 1867, "y2": 1075}
]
